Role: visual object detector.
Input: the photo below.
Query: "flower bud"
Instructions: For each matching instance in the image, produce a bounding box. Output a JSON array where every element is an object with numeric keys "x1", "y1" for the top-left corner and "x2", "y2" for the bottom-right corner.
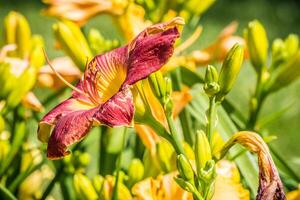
[
  {"x1": 199, "y1": 160, "x2": 216, "y2": 183},
  {"x1": 176, "y1": 154, "x2": 194, "y2": 181},
  {"x1": 29, "y1": 35, "x2": 45, "y2": 69},
  {"x1": 53, "y1": 21, "x2": 92, "y2": 70},
  {"x1": 270, "y1": 50, "x2": 300, "y2": 91},
  {"x1": 271, "y1": 38, "x2": 287, "y2": 66},
  {"x1": 284, "y1": 34, "x2": 299, "y2": 57},
  {"x1": 7, "y1": 66, "x2": 37, "y2": 108},
  {"x1": 174, "y1": 176, "x2": 196, "y2": 193},
  {"x1": 244, "y1": 20, "x2": 268, "y2": 72},
  {"x1": 149, "y1": 71, "x2": 166, "y2": 102},
  {"x1": 204, "y1": 65, "x2": 220, "y2": 97},
  {"x1": 93, "y1": 175, "x2": 104, "y2": 194},
  {"x1": 4, "y1": 11, "x2": 31, "y2": 58},
  {"x1": 157, "y1": 139, "x2": 176, "y2": 172},
  {"x1": 74, "y1": 173, "x2": 98, "y2": 199},
  {"x1": 0, "y1": 116, "x2": 4, "y2": 132},
  {"x1": 195, "y1": 130, "x2": 212, "y2": 173},
  {"x1": 88, "y1": 28, "x2": 119, "y2": 54},
  {"x1": 217, "y1": 44, "x2": 244, "y2": 101},
  {"x1": 128, "y1": 159, "x2": 144, "y2": 186}
]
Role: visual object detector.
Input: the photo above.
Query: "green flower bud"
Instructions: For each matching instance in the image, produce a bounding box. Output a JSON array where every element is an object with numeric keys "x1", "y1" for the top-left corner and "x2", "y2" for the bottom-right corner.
[
  {"x1": 53, "y1": 21, "x2": 92, "y2": 70},
  {"x1": 199, "y1": 160, "x2": 216, "y2": 183},
  {"x1": 88, "y1": 28, "x2": 119, "y2": 55},
  {"x1": 176, "y1": 154, "x2": 194, "y2": 181},
  {"x1": 157, "y1": 139, "x2": 176, "y2": 172},
  {"x1": 270, "y1": 50, "x2": 300, "y2": 91},
  {"x1": 7, "y1": 66, "x2": 37, "y2": 108},
  {"x1": 92, "y1": 175, "x2": 104, "y2": 194},
  {"x1": 244, "y1": 20, "x2": 268, "y2": 72},
  {"x1": 128, "y1": 159, "x2": 144, "y2": 186},
  {"x1": 0, "y1": 140, "x2": 10, "y2": 164},
  {"x1": 149, "y1": 71, "x2": 166, "y2": 101},
  {"x1": 4, "y1": 12, "x2": 31, "y2": 58},
  {"x1": 78, "y1": 152, "x2": 91, "y2": 167},
  {"x1": 272, "y1": 38, "x2": 287, "y2": 66},
  {"x1": 174, "y1": 176, "x2": 196, "y2": 193},
  {"x1": 15, "y1": 13, "x2": 31, "y2": 58},
  {"x1": 284, "y1": 34, "x2": 299, "y2": 57},
  {"x1": 217, "y1": 44, "x2": 244, "y2": 101},
  {"x1": 29, "y1": 35, "x2": 45, "y2": 69},
  {"x1": 195, "y1": 131, "x2": 212, "y2": 174},
  {"x1": 74, "y1": 173, "x2": 98, "y2": 200},
  {"x1": 204, "y1": 65, "x2": 220, "y2": 97},
  {"x1": 0, "y1": 116, "x2": 4, "y2": 132},
  {"x1": 164, "y1": 77, "x2": 173, "y2": 116}
]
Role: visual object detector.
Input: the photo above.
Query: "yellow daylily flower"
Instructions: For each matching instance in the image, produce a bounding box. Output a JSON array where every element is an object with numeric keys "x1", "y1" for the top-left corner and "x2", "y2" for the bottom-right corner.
[
  {"x1": 132, "y1": 160, "x2": 250, "y2": 200},
  {"x1": 286, "y1": 185, "x2": 300, "y2": 200}
]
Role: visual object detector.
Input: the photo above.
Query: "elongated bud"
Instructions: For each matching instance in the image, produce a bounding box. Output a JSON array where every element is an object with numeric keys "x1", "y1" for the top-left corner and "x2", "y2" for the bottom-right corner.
[
  {"x1": 4, "y1": 12, "x2": 32, "y2": 58},
  {"x1": 272, "y1": 38, "x2": 287, "y2": 66},
  {"x1": 53, "y1": 21, "x2": 92, "y2": 70},
  {"x1": 284, "y1": 34, "x2": 299, "y2": 57},
  {"x1": 164, "y1": 77, "x2": 174, "y2": 116},
  {"x1": 7, "y1": 66, "x2": 37, "y2": 108},
  {"x1": 128, "y1": 159, "x2": 144, "y2": 186},
  {"x1": 174, "y1": 176, "x2": 196, "y2": 193},
  {"x1": 93, "y1": 175, "x2": 105, "y2": 194},
  {"x1": 177, "y1": 154, "x2": 194, "y2": 181},
  {"x1": 195, "y1": 130, "x2": 212, "y2": 174},
  {"x1": 270, "y1": 50, "x2": 300, "y2": 91},
  {"x1": 4, "y1": 12, "x2": 18, "y2": 46},
  {"x1": 157, "y1": 139, "x2": 176, "y2": 172},
  {"x1": 149, "y1": 71, "x2": 166, "y2": 101},
  {"x1": 74, "y1": 173, "x2": 98, "y2": 199},
  {"x1": 0, "y1": 116, "x2": 4, "y2": 132},
  {"x1": 220, "y1": 131, "x2": 285, "y2": 200},
  {"x1": 29, "y1": 35, "x2": 45, "y2": 69},
  {"x1": 217, "y1": 44, "x2": 244, "y2": 101},
  {"x1": 88, "y1": 28, "x2": 119, "y2": 54},
  {"x1": 199, "y1": 160, "x2": 216, "y2": 183},
  {"x1": 244, "y1": 20, "x2": 268, "y2": 72},
  {"x1": 15, "y1": 13, "x2": 31, "y2": 58},
  {"x1": 204, "y1": 65, "x2": 220, "y2": 96}
]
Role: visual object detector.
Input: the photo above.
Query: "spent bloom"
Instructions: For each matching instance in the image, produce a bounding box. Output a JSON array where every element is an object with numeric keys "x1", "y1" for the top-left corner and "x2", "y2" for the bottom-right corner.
[
  {"x1": 220, "y1": 131, "x2": 285, "y2": 200},
  {"x1": 38, "y1": 17, "x2": 183, "y2": 159}
]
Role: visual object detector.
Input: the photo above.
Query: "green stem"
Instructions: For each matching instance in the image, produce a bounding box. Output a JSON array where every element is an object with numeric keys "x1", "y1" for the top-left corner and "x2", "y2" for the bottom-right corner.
[
  {"x1": 166, "y1": 115, "x2": 185, "y2": 156},
  {"x1": 206, "y1": 97, "x2": 217, "y2": 144},
  {"x1": 112, "y1": 127, "x2": 127, "y2": 200},
  {"x1": 0, "y1": 184, "x2": 17, "y2": 200}
]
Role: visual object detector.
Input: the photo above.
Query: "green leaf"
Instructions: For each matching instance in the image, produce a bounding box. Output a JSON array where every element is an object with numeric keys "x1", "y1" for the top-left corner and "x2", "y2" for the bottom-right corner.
[{"x1": 0, "y1": 184, "x2": 17, "y2": 200}]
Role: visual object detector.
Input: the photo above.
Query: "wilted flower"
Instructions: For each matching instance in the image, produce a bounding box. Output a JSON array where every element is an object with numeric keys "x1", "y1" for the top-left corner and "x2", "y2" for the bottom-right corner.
[
  {"x1": 43, "y1": 0, "x2": 128, "y2": 26},
  {"x1": 38, "y1": 17, "x2": 182, "y2": 159},
  {"x1": 190, "y1": 22, "x2": 247, "y2": 66},
  {"x1": 220, "y1": 131, "x2": 285, "y2": 200}
]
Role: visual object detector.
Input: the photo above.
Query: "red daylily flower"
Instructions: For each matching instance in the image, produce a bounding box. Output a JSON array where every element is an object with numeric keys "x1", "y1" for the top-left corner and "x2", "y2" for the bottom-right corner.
[{"x1": 38, "y1": 17, "x2": 183, "y2": 160}]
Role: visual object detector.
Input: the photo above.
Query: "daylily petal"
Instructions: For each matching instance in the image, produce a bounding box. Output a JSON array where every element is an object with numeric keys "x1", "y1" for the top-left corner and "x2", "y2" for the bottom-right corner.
[
  {"x1": 47, "y1": 107, "x2": 97, "y2": 159},
  {"x1": 93, "y1": 86, "x2": 134, "y2": 127},
  {"x1": 125, "y1": 27, "x2": 180, "y2": 85},
  {"x1": 38, "y1": 98, "x2": 93, "y2": 143},
  {"x1": 81, "y1": 46, "x2": 128, "y2": 104}
]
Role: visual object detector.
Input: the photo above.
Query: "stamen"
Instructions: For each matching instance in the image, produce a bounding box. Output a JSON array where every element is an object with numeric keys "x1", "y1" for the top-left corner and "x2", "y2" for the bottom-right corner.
[
  {"x1": 42, "y1": 49, "x2": 87, "y2": 96},
  {"x1": 175, "y1": 26, "x2": 203, "y2": 55}
]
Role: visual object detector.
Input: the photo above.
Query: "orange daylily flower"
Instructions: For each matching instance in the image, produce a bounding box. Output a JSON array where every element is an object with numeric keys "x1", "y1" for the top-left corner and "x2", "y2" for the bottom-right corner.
[
  {"x1": 43, "y1": 0, "x2": 128, "y2": 26},
  {"x1": 22, "y1": 92, "x2": 44, "y2": 112},
  {"x1": 190, "y1": 21, "x2": 247, "y2": 66}
]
